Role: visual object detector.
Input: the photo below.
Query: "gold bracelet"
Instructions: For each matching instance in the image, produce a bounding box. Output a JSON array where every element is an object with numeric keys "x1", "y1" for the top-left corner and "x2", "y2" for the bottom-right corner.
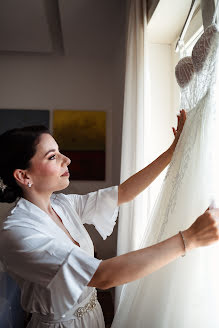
[{"x1": 179, "y1": 231, "x2": 187, "y2": 257}]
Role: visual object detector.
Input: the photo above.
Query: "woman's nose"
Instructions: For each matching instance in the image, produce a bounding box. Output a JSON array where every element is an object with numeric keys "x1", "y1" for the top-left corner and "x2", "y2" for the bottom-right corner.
[{"x1": 64, "y1": 155, "x2": 71, "y2": 166}]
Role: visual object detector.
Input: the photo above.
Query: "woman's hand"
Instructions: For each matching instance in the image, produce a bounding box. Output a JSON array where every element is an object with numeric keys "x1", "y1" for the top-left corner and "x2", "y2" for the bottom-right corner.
[
  {"x1": 183, "y1": 207, "x2": 219, "y2": 250},
  {"x1": 169, "y1": 109, "x2": 187, "y2": 154}
]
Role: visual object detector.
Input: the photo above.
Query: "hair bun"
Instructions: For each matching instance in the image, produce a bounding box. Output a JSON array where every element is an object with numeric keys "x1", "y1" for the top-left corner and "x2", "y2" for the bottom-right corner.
[{"x1": 0, "y1": 185, "x2": 21, "y2": 203}]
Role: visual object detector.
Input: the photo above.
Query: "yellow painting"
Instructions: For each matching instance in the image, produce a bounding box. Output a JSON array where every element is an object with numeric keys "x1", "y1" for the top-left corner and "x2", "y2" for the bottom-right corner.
[
  {"x1": 53, "y1": 110, "x2": 106, "y2": 180},
  {"x1": 53, "y1": 110, "x2": 106, "y2": 151}
]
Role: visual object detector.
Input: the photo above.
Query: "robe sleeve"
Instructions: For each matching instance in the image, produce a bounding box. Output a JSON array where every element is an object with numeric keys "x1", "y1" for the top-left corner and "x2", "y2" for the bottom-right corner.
[
  {"x1": 64, "y1": 186, "x2": 119, "y2": 240},
  {"x1": 0, "y1": 225, "x2": 101, "y2": 308}
]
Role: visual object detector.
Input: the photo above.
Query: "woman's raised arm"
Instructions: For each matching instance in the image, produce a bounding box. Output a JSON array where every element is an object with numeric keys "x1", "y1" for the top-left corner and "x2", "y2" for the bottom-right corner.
[{"x1": 118, "y1": 110, "x2": 186, "y2": 205}]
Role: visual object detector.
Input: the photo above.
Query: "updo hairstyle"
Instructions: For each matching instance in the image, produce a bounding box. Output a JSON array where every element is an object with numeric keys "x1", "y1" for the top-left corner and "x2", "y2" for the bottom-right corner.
[{"x1": 0, "y1": 125, "x2": 49, "y2": 203}]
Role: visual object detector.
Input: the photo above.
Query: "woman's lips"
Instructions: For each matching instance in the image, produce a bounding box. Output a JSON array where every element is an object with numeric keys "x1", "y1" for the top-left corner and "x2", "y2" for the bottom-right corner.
[{"x1": 61, "y1": 171, "x2": 69, "y2": 177}]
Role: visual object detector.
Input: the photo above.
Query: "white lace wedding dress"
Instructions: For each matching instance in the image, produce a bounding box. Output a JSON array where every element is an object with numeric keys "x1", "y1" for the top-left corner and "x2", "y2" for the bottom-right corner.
[{"x1": 112, "y1": 5, "x2": 219, "y2": 328}]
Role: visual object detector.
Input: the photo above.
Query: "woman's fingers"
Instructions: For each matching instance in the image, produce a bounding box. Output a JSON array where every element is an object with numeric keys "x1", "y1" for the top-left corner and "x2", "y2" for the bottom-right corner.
[
  {"x1": 170, "y1": 109, "x2": 187, "y2": 152},
  {"x1": 174, "y1": 110, "x2": 186, "y2": 137}
]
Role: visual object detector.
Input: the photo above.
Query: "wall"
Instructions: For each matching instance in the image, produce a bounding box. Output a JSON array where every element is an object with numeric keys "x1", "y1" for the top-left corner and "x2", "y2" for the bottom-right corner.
[
  {"x1": 146, "y1": 42, "x2": 177, "y2": 214},
  {"x1": 0, "y1": 0, "x2": 126, "y2": 260}
]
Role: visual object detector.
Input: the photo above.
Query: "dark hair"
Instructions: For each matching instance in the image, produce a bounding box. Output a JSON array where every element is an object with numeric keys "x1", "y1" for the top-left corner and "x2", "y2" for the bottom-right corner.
[{"x1": 0, "y1": 125, "x2": 50, "y2": 203}]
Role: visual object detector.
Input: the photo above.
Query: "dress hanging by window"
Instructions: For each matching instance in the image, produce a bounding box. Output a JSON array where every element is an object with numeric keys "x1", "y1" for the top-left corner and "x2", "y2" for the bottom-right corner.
[{"x1": 112, "y1": 3, "x2": 219, "y2": 327}]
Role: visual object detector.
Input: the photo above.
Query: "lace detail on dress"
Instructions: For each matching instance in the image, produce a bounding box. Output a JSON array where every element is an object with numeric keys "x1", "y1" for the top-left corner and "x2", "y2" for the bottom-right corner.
[
  {"x1": 175, "y1": 57, "x2": 194, "y2": 88},
  {"x1": 157, "y1": 93, "x2": 210, "y2": 242},
  {"x1": 153, "y1": 23, "x2": 219, "y2": 243},
  {"x1": 192, "y1": 24, "x2": 217, "y2": 72},
  {"x1": 175, "y1": 24, "x2": 219, "y2": 90},
  {"x1": 139, "y1": 88, "x2": 218, "y2": 247},
  {"x1": 178, "y1": 25, "x2": 219, "y2": 111}
]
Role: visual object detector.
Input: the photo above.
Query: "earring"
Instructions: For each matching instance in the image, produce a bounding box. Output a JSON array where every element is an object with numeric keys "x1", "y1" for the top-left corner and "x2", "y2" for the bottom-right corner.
[{"x1": 28, "y1": 182, "x2": 32, "y2": 188}]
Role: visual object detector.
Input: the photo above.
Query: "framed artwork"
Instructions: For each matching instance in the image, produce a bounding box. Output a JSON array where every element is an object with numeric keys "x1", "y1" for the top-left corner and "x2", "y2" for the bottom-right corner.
[
  {"x1": 0, "y1": 109, "x2": 50, "y2": 134},
  {"x1": 53, "y1": 110, "x2": 106, "y2": 180}
]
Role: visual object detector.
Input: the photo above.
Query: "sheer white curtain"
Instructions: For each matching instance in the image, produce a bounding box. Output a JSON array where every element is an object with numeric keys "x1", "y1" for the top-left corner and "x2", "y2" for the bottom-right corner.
[{"x1": 115, "y1": 0, "x2": 151, "y2": 306}]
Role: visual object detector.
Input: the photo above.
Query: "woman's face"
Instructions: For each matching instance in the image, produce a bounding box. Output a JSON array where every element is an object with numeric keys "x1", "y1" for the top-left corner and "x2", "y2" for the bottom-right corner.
[{"x1": 26, "y1": 133, "x2": 71, "y2": 193}]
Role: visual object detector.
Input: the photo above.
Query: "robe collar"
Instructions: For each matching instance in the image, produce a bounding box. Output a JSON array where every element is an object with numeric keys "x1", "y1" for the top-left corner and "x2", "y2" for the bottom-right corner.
[{"x1": 11, "y1": 194, "x2": 57, "y2": 219}]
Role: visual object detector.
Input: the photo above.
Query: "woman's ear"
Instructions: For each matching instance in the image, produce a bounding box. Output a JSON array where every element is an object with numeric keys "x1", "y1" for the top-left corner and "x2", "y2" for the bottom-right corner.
[{"x1": 13, "y1": 169, "x2": 30, "y2": 186}]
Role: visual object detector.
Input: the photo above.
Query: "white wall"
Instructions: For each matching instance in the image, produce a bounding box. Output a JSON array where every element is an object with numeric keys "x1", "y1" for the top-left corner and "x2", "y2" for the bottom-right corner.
[
  {"x1": 0, "y1": 2, "x2": 126, "y2": 260},
  {"x1": 146, "y1": 42, "x2": 178, "y2": 214},
  {"x1": 149, "y1": 43, "x2": 175, "y2": 158}
]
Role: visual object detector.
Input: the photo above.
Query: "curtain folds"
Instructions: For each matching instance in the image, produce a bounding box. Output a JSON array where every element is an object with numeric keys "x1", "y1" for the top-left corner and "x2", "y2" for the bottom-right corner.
[{"x1": 115, "y1": 0, "x2": 151, "y2": 307}]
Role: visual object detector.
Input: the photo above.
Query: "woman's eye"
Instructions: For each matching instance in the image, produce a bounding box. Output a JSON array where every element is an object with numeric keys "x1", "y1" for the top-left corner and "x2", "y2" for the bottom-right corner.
[{"x1": 49, "y1": 154, "x2": 56, "y2": 160}]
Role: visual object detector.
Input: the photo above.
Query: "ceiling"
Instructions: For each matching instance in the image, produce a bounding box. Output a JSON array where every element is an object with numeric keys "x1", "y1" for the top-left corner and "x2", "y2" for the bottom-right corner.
[
  {"x1": 0, "y1": 0, "x2": 125, "y2": 57},
  {"x1": 0, "y1": 0, "x2": 55, "y2": 53},
  {"x1": 0, "y1": 0, "x2": 204, "y2": 55}
]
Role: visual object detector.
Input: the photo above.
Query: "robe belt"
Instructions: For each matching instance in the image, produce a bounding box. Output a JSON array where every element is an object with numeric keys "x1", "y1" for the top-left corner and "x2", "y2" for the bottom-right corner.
[{"x1": 32, "y1": 289, "x2": 98, "y2": 323}]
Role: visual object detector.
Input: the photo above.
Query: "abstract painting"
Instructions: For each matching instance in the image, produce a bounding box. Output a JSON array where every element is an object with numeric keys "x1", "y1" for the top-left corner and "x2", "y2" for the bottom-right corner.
[{"x1": 53, "y1": 110, "x2": 106, "y2": 180}]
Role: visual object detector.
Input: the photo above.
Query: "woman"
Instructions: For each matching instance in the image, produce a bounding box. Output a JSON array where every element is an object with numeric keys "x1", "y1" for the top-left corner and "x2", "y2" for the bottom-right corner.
[{"x1": 0, "y1": 110, "x2": 219, "y2": 328}]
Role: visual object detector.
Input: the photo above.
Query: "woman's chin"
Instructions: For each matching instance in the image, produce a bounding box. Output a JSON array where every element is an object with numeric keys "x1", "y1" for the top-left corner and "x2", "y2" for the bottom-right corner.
[
  {"x1": 55, "y1": 179, "x2": 70, "y2": 192},
  {"x1": 63, "y1": 179, "x2": 70, "y2": 188}
]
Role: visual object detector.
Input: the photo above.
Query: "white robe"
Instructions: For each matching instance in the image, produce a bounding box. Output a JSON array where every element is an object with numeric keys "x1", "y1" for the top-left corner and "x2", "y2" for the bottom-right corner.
[{"x1": 0, "y1": 186, "x2": 119, "y2": 328}]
